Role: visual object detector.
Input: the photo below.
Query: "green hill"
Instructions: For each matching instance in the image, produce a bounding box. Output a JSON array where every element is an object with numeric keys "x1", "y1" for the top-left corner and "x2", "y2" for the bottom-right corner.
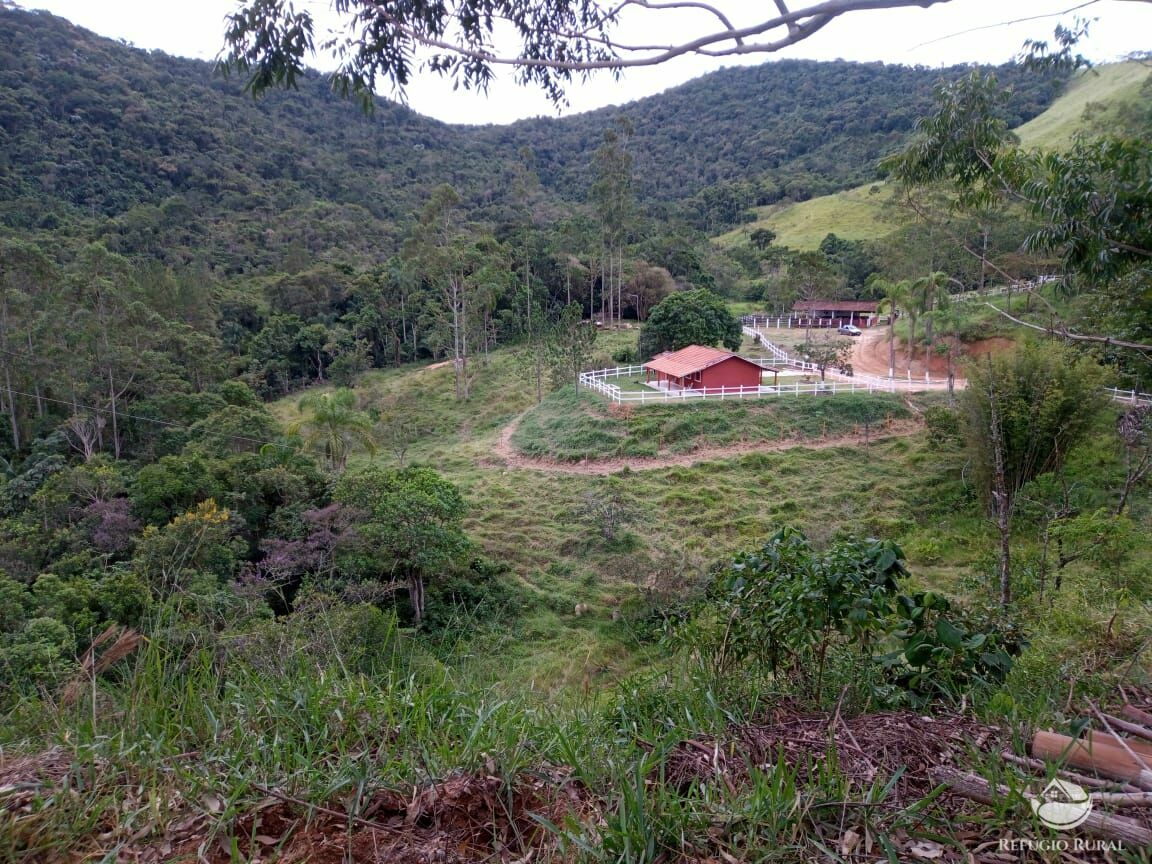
[
  {"x1": 719, "y1": 61, "x2": 1152, "y2": 251},
  {"x1": 714, "y1": 181, "x2": 899, "y2": 250},
  {"x1": 0, "y1": 6, "x2": 1065, "y2": 264},
  {"x1": 1015, "y1": 61, "x2": 1151, "y2": 148}
]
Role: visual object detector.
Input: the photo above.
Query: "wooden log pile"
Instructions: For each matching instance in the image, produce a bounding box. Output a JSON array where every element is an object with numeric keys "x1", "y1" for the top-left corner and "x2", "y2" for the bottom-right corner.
[{"x1": 937, "y1": 702, "x2": 1152, "y2": 847}]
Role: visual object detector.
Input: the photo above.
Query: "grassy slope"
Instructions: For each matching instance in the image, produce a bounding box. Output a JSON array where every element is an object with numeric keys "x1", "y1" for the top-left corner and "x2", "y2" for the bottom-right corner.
[
  {"x1": 267, "y1": 325, "x2": 1148, "y2": 695},
  {"x1": 1015, "y1": 62, "x2": 1150, "y2": 148},
  {"x1": 512, "y1": 386, "x2": 910, "y2": 461},
  {"x1": 271, "y1": 337, "x2": 934, "y2": 687},
  {"x1": 716, "y1": 181, "x2": 899, "y2": 250},
  {"x1": 9, "y1": 335, "x2": 1151, "y2": 862},
  {"x1": 718, "y1": 62, "x2": 1150, "y2": 251}
]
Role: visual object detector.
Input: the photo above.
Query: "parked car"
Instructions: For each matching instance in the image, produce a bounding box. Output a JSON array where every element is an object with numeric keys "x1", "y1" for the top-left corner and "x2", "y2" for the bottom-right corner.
[{"x1": 837, "y1": 324, "x2": 862, "y2": 336}]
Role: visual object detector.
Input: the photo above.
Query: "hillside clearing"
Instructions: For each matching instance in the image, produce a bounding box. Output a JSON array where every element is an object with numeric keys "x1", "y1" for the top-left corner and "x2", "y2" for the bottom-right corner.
[{"x1": 717, "y1": 62, "x2": 1150, "y2": 252}]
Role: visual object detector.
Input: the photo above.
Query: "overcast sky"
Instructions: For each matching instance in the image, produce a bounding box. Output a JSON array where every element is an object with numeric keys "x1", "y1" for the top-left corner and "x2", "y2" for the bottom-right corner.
[{"x1": 23, "y1": 1, "x2": 1152, "y2": 125}]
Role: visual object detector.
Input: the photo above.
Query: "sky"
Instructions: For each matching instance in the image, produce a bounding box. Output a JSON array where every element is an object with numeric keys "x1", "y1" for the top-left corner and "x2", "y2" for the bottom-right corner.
[{"x1": 22, "y1": 0, "x2": 1152, "y2": 125}]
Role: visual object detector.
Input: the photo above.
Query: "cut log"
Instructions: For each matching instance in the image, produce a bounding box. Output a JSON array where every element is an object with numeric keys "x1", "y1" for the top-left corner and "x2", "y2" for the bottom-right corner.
[
  {"x1": 1000, "y1": 750, "x2": 1141, "y2": 792},
  {"x1": 1101, "y1": 712, "x2": 1152, "y2": 745},
  {"x1": 1031, "y1": 731, "x2": 1152, "y2": 790},
  {"x1": 1086, "y1": 730, "x2": 1152, "y2": 761},
  {"x1": 1091, "y1": 792, "x2": 1152, "y2": 807},
  {"x1": 1121, "y1": 704, "x2": 1152, "y2": 728},
  {"x1": 934, "y1": 769, "x2": 1152, "y2": 847}
]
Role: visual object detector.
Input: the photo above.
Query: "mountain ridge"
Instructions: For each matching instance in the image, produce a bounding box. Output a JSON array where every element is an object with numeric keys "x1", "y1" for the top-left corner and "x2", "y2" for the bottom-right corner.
[{"x1": 0, "y1": 6, "x2": 1066, "y2": 268}]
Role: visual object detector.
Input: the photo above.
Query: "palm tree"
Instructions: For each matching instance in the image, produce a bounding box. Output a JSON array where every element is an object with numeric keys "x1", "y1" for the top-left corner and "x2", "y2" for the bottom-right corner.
[
  {"x1": 913, "y1": 271, "x2": 951, "y2": 375},
  {"x1": 288, "y1": 388, "x2": 377, "y2": 471},
  {"x1": 927, "y1": 293, "x2": 962, "y2": 404},
  {"x1": 872, "y1": 277, "x2": 911, "y2": 379}
]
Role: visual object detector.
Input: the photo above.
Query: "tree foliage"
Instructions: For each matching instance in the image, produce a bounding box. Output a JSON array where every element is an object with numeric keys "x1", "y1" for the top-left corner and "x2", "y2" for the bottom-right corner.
[
  {"x1": 639, "y1": 289, "x2": 741, "y2": 359},
  {"x1": 961, "y1": 342, "x2": 1108, "y2": 603},
  {"x1": 287, "y1": 388, "x2": 377, "y2": 471},
  {"x1": 333, "y1": 466, "x2": 470, "y2": 624}
]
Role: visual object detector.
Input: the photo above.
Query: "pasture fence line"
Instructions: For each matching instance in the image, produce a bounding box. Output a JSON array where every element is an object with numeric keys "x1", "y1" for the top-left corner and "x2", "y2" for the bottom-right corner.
[
  {"x1": 742, "y1": 325, "x2": 942, "y2": 390},
  {"x1": 579, "y1": 366, "x2": 897, "y2": 404},
  {"x1": 1105, "y1": 387, "x2": 1152, "y2": 407}
]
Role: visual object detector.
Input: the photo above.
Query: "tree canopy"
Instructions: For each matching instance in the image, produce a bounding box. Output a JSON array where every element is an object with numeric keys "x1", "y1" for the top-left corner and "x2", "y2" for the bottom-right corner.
[
  {"x1": 639, "y1": 288, "x2": 742, "y2": 358},
  {"x1": 221, "y1": 0, "x2": 959, "y2": 106}
]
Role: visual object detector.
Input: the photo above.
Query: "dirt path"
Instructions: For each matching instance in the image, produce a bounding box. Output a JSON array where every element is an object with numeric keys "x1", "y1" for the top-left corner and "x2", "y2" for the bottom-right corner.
[
  {"x1": 486, "y1": 414, "x2": 922, "y2": 476},
  {"x1": 846, "y1": 329, "x2": 966, "y2": 390}
]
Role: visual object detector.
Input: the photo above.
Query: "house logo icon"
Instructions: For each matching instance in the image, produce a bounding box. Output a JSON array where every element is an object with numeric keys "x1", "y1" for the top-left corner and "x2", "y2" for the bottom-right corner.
[{"x1": 1030, "y1": 779, "x2": 1093, "y2": 830}]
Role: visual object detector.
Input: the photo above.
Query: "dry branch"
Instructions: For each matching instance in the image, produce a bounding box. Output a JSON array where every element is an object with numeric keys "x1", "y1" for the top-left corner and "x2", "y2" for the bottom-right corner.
[
  {"x1": 1100, "y1": 713, "x2": 1152, "y2": 745},
  {"x1": 1000, "y1": 750, "x2": 1141, "y2": 792},
  {"x1": 1031, "y1": 730, "x2": 1152, "y2": 791},
  {"x1": 1122, "y1": 704, "x2": 1152, "y2": 727},
  {"x1": 1086, "y1": 730, "x2": 1152, "y2": 760},
  {"x1": 934, "y1": 768, "x2": 1152, "y2": 847}
]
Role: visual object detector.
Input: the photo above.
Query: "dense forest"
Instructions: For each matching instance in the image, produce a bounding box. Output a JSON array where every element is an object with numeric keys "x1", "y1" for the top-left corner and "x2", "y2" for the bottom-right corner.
[{"x1": 1, "y1": 7, "x2": 1065, "y2": 249}]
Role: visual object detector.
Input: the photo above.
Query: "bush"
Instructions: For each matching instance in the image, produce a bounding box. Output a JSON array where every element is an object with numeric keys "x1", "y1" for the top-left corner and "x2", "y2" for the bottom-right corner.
[
  {"x1": 923, "y1": 405, "x2": 963, "y2": 448},
  {"x1": 682, "y1": 527, "x2": 1023, "y2": 708}
]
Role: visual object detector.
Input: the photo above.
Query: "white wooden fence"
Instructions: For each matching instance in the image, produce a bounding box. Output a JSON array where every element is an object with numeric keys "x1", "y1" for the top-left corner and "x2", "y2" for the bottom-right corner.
[
  {"x1": 1105, "y1": 387, "x2": 1152, "y2": 407},
  {"x1": 741, "y1": 325, "x2": 944, "y2": 390},
  {"x1": 579, "y1": 364, "x2": 897, "y2": 404}
]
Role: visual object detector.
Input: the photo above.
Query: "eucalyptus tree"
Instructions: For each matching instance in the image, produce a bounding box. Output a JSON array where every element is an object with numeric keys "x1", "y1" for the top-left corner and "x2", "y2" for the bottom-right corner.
[
  {"x1": 221, "y1": 1, "x2": 961, "y2": 107},
  {"x1": 591, "y1": 119, "x2": 638, "y2": 328},
  {"x1": 0, "y1": 241, "x2": 55, "y2": 453},
  {"x1": 405, "y1": 185, "x2": 509, "y2": 400}
]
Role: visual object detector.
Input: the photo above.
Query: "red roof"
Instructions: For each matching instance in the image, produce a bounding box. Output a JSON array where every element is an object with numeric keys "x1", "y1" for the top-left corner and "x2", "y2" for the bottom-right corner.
[
  {"x1": 643, "y1": 345, "x2": 774, "y2": 378},
  {"x1": 792, "y1": 300, "x2": 878, "y2": 313}
]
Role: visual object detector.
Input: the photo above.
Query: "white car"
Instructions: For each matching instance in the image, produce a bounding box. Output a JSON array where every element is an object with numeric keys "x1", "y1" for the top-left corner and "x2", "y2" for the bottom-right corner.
[{"x1": 837, "y1": 324, "x2": 862, "y2": 336}]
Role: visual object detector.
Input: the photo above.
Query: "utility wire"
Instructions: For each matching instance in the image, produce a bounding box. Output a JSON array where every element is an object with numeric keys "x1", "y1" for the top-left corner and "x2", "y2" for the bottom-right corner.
[{"x1": 910, "y1": 1, "x2": 1101, "y2": 50}]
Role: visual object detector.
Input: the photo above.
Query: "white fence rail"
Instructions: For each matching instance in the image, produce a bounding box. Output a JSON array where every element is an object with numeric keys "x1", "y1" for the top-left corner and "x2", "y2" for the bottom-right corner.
[
  {"x1": 1105, "y1": 387, "x2": 1152, "y2": 407},
  {"x1": 579, "y1": 364, "x2": 898, "y2": 404},
  {"x1": 740, "y1": 314, "x2": 878, "y2": 329},
  {"x1": 582, "y1": 300, "x2": 1147, "y2": 405},
  {"x1": 741, "y1": 325, "x2": 943, "y2": 390}
]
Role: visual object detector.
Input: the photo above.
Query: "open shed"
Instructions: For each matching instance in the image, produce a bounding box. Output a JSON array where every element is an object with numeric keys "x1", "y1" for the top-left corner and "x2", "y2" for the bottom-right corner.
[
  {"x1": 643, "y1": 345, "x2": 777, "y2": 393},
  {"x1": 791, "y1": 300, "x2": 879, "y2": 326}
]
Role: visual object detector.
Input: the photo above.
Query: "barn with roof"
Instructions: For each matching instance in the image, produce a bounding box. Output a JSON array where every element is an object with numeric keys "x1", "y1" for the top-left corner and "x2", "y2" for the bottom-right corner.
[
  {"x1": 642, "y1": 345, "x2": 777, "y2": 393},
  {"x1": 791, "y1": 300, "x2": 879, "y2": 326}
]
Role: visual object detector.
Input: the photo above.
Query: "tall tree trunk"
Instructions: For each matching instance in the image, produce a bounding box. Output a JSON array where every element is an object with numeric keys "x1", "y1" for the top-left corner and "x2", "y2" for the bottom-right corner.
[
  {"x1": 987, "y1": 374, "x2": 1011, "y2": 606},
  {"x1": 107, "y1": 367, "x2": 121, "y2": 460},
  {"x1": 3, "y1": 365, "x2": 19, "y2": 451},
  {"x1": 888, "y1": 319, "x2": 896, "y2": 378},
  {"x1": 409, "y1": 572, "x2": 425, "y2": 625}
]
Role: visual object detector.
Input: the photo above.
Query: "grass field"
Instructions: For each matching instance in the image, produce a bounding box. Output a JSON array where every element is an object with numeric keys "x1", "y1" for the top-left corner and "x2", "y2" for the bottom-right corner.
[
  {"x1": 268, "y1": 337, "x2": 937, "y2": 688},
  {"x1": 511, "y1": 386, "x2": 910, "y2": 461},
  {"x1": 1016, "y1": 61, "x2": 1150, "y2": 150},
  {"x1": 717, "y1": 62, "x2": 1150, "y2": 253},
  {"x1": 716, "y1": 181, "x2": 899, "y2": 250}
]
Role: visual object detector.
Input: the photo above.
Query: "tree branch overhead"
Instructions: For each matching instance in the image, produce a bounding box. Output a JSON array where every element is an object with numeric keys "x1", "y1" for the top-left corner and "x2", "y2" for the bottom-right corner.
[{"x1": 220, "y1": 0, "x2": 954, "y2": 103}]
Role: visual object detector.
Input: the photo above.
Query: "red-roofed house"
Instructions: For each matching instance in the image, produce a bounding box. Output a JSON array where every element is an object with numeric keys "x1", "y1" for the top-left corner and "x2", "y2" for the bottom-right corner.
[{"x1": 643, "y1": 345, "x2": 777, "y2": 393}]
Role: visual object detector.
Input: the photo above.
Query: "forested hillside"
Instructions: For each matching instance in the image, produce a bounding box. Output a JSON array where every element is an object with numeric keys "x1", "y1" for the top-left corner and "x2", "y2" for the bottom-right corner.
[{"x1": 1, "y1": 6, "x2": 1065, "y2": 260}]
